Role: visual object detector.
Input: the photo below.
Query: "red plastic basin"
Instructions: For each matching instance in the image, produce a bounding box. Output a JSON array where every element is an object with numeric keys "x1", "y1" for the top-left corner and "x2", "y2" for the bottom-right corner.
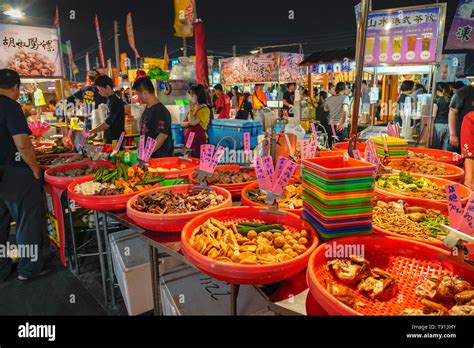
[
  {"x1": 44, "y1": 160, "x2": 114, "y2": 190},
  {"x1": 38, "y1": 153, "x2": 84, "y2": 171},
  {"x1": 181, "y1": 206, "x2": 319, "y2": 285},
  {"x1": 407, "y1": 147, "x2": 463, "y2": 166},
  {"x1": 375, "y1": 173, "x2": 471, "y2": 205},
  {"x1": 126, "y1": 184, "x2": 233, "y2": 233},
  {"x1": 192, "y1": 164, "x2": 256, "y2": 198},
  {"x1": 67, "y1": 176, "x2": 159, "y2": 211},
  {"x1": 386, "y1": 158, "x2": 464, "y2": 183},
  {"x1": 137, "y1": 157, "x2": 200, "y2": 180},
  {"x1": 306, "y1": 235, "x2": 473, "y2": 316}
]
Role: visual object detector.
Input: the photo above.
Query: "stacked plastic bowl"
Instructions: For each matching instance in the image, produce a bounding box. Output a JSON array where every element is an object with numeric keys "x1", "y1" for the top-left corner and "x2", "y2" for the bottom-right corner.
[{"x1": 301, "y1": 156, "x2": 377, "y2": 240}]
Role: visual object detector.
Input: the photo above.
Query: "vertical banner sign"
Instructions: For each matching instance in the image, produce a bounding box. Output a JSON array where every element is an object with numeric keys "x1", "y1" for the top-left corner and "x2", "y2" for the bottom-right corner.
[
  {"x1": 85, "y1": 52, "x2": 91, "y2": 72},
  {"x1": 445, "y1": 0, "x2": 474, "y2": 50},
  {"x1": 65, "y1": 40, "x2": 74, "y2": 79},
  {"x1": 95, "y1": 15, "x2": 105, "y2": 67},
  {"x1": 126, "y1": 12, "x2": 140, "y2": 58},
  {"x1": 174, "y1": 0, "x2": 195, "y2": 38},
  {"x1": 364, "y1": 4, "x2": 445, "y2": 66},
  {"x1": 120, "y1": 53, "x2": 128, "y2": 76},
  {"x1": 194, "y1": 20, "x2": 210, "y2": 87}
]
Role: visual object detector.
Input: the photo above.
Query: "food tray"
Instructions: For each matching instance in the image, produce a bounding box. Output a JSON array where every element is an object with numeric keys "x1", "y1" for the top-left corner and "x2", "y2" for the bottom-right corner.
[
  {"x1": 67, "y1": 176, "x2": 160, "y2": 211},
  {"x1": 38, "y1": 153, "x2": 84, "y2": 171},
  {"x1": 140, "y1": 157, "x2": 200, "y2": 179},
  {"x1": 303, "y1": 212, "x2": 372, "y2": 235},
  {"x1": 375, "y1": 173, "x2": 471, "y2": 205},
  {"x1": 126, "y1": 184, "x2": 232, "y2": 233},
  {"x1": 372, "y1": 196, "x2": 449, "y2": 250},
  {"x1": 303, "y1": 203, "x2": 373, "y2": 223},
  {"x1": 303, "y1": 183, "x2": 374, "y2": 201},
  {"x1": 386, "y1": 158, "x2": 465, "y2": 183},
  {"x1": 407, "y1": 148, "x2": 463, "y2": 166},
  {"x1": 44, "y1": 160, "x2": 114, "y2": 190},
  {"x1": 303, "y1": 156, "x2": 376, "y2": 175},
  {"x1": 306, "y1": 235, "x2": 474, "y2": 316},
  {"x1": 192, "y1": 164, "x2": 256, "y2": 198},
  {"x1": 181, "y1": 206, "x2": 319, "y2": 285},
  {"x1": 302, "y1": 169, "x2": 373, "y2": 184},
  {"x1": 240, "y1": 181, "x2": 302, "y2": 217},
  {"x1": 303, "y1": 172, "x2": 374, "y2": 193}
]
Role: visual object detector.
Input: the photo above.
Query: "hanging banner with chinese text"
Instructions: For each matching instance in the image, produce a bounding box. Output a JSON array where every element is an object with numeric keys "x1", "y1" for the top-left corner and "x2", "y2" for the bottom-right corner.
[
  {"x1": 445, "y1": 0, "x2": 474, "y2": 50},
  {"x1": 95, "y1": 15, "x2": 105, "y2": 68},
  {"x1": 364, "y1": 4, "x2": 446, "y2": 66},
  {"x1": 0, "y1": 22, "x2": 63, "y2": 78}
]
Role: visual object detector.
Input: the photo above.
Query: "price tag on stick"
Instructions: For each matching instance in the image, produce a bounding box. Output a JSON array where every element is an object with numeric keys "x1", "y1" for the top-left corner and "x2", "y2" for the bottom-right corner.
[
  {"x1": 301, "y1": 140, "x2": 309, "y2": 160},
  {"x1": 274, "y1": 156, "x2": 289, "y2": 183},
  {"x1": 261, "y1": 156, "x2": 274, "y2": 189},
  {"x1": 243, "y1": 132, "x2": 251, "y2": 155},
  {"x1": 284, "y1": 134, "x2": 294, "y2": 156},
  {"x1": 309, "y1": 140, "x2": 318, "y2": 158},
  {"x1": 185, "y1": 132, "x2": 195, "y2": 149},
  {"x1": 310, "y1": 123, "x2": 317, "y2": 139},
  {"x1": 446, "y1": 184, "x2": 464, "y2": 228},
  {"x1": 199, "y1": 144, "x2": 215, "y2": 172},
  {"x1": 112, "y1": 132, "x2": 125, "y2": 156},
  {"x1": 207, "y1": 146, "x2": 226, "y2": 173},
  {"x1": 352, "y1": 149, "x2": 361, "y2": 160},
  {"x1": 272, "y1": 161, "x2": 297, "y2": 195},
  {"x1": 255, "y1": 157, "x2": 268, "y2": 190},
  {"x1": 457, "y1": 192, "x2": 474, "y2": 235},
  {"x1": 139, "y1": 135, "x2": 145, "y2": 160}
]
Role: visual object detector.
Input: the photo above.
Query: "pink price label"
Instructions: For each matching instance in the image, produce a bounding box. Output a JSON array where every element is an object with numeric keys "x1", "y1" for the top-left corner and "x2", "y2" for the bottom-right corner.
[
  {"x1": 261, "y1": 156, "x2": 274, "y2": 189},
  {"x1": 139, "y1": 135, "x2": 145, "y2": 159},
  {"x1": 200, "y1": 144, "x2": 215, "y2": 171},
  {"x1": 446, "y1": 184, "x2": 464, "y2": 228},
  {"x1": 310, "y1": 123, "x2": 317, "y2": 137},
  {"x1": 274, "y1": 156, "x2": 289, "y2": 183},
  {"x1": 243, "y1": 132, "x2": 251, "y2": 155},
  {"x1": 457, "y1": 192, "x2": 474, "y2": 235},
  {"x1": 301, "y1": 141, "x2": 309, "y2": 160},
  {"x1": 208, "y1": 146, "x2": 226, "y2": 173},
  {"x1": 185, "y1": 132, "x2": 195, "y2": 149},
  {"x1": 255, "y1": 157, "x2": 268, "y2": 190},
  {"x1": 365, "y1": 149, "x2": 373, "y2": 164},
  {"x1": 353, "y1": 149, "x2": 361, "y2": 160},
  {"x1": 114, "y1": 132, "x2": 125, "y2": 153},
  {"x1": 272, "y1": 161, "x2": 297, "y2": 195},
  {"x1": 309, "y1": 140, "x2": 318, "y2": 158}
]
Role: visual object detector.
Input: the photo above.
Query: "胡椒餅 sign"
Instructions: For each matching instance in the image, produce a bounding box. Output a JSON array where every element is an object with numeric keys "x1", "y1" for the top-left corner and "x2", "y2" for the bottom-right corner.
[
  {"x1": 0, "y1": 22, "x2": 63, "y2": 78},
  {"x1": 364, "y1": 4, "x2": 446, "y2": 66}
]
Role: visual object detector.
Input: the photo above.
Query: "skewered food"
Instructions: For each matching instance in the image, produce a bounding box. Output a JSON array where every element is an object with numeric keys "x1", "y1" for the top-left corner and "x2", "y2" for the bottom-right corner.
[
  {"x1": 189, "y1": 218, "x2": 309, "y2": 265},
  {"x1": 206, "y1": 170, "x2": 256, "y2": 185},
  {"x1": 131, "y1": 190, "x2": 225, "y2": 214}
]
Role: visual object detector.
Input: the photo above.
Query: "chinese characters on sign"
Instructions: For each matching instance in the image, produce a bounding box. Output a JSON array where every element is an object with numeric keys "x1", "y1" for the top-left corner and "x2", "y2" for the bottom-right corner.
[
  {"x1": 445, "y1": 0, "x2": 474, "y2": 50},
  {"x1": 2, "y1": 36, "x2": 55, "y2": 51},
  {"x1": 364, "y1": 6, "x2": 443, "y2": 65}
]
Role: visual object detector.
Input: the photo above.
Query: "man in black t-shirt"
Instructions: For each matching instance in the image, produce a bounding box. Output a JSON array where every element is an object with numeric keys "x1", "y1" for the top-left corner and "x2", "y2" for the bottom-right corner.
[
  {"x1": 449, "y1": 85, "x2": 474, "y2": 153},
  {"x1": 66, "y1": 70, "x2": 107, "y2": 108},
  {"x1": 132, "y1": 77, "x2": 173, "y2": 158},
  {"x1": 89, "y1": 75, "x2": 125, "y2": 144},
  {"x1": 283, "y1": 83, "x2": 296, "y2": 117},
  {"x1": 0, "y1": 69, "x2": 46, "y2": 281}
]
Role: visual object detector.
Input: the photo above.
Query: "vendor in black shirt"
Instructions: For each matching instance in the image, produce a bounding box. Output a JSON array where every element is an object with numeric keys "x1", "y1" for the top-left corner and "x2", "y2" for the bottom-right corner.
[
  {"x1": 66, "y1": 70, "x2": 107, "y2": 108},
  {"x1": 282, "y1": 83, "x2": 296, "y2": 117},
  {"x1": 89, "y1": 75, "x2": 125, "y2": 144},
  {"x1": 0, "y1": 69, "x2": 46, "y2": 281},
  {"x1": 132, "y1": 77, "x2": 173, "y2": 158}
]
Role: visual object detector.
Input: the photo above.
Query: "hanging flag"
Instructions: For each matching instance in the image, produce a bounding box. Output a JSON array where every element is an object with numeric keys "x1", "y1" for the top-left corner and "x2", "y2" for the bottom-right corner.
[
  {"x1": 65, "y1": 40, "x2": 75, "y2": 80},
  {"x1": 95, "y1": 15, "x2": 105, "y2": 67},
  {"x1": 72, "y1": 62, "x2": 79, "y2": 75},
  {"x1": 85, "y1": 52, "x2": 90, "y2": 72},
  {"x1": 53, "y1": 4, "x2": 60, "y2": 27},
  {"x1": 445, "y1": 0, "x2": 474, "y2": 50},
  {"x1": 120, "y1": 53, "x2": 128, "y2": 76},
  {"x1": 173, "y1": 0, "x2": 195, "y2": 38},
  {"x1": 126, "y1": 12, "x2": 140, "y2": 58},
  {"x1": 194, "y1": 19, "x2": 209, "y2": 87},
  {"x1": 163, "y1": 44, "x2": 169, "y2": 71}
]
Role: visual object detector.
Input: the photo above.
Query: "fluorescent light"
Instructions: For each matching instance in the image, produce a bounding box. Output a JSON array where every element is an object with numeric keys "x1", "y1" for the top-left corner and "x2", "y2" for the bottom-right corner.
[
  {"x1": 3, "y1": 9, "x2": 25, "y2": 18},
  {"x1": 249, "y1": 49, "x2": 260, "y2": 54}
]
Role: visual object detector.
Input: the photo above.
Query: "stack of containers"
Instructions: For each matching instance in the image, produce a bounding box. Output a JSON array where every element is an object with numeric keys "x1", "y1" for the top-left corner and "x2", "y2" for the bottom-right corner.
[
  {"x1": 372, "y1": 136, "x2": 408, "y2": 159},
  {"x1": 301, "y1": 156, "x2": 377, "y2": 240}
]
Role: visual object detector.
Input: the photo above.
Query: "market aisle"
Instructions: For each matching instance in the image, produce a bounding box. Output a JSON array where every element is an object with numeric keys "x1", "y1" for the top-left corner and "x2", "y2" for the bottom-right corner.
[{"x1": 0, "y1": 259, "x2": 106, "y2": 315}]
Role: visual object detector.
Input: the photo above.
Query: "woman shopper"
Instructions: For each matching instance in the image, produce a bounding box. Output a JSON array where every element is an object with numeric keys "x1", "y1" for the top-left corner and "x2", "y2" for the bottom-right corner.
[
  {"x1": 182, "y1": 84, "x2": 211, "y2": 158},
  {"x1": 324, "y1": 82, "x2": 350, "y2": 144},
  {"x1": 316, "y1": 91, "x2": 331, "y2": 146},
  {"x1": 431, "y1": 83, "x2": 452, "y2": 150},
  {"x1": 235, "y1": 92, "x2": 253, "y2": 120}
]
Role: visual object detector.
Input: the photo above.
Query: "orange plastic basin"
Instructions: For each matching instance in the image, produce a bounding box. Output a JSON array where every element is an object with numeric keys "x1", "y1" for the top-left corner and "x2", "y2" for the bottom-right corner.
[
  {"x1": 45, "y1": 160, "x2": 114, "y2": 190},
  {"x1": 387, "y1": 158, "x2": 464, "y2": 183}
]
